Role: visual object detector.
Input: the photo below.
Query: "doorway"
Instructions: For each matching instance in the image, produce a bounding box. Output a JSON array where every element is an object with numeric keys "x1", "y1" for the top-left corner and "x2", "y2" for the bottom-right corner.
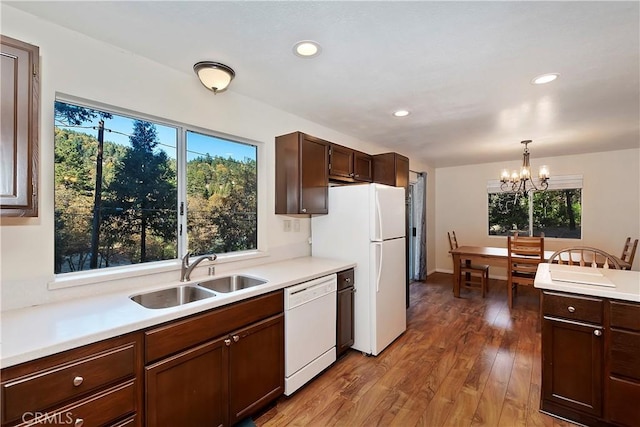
[{"x1": 408, "y1": 172, "x2": 427, "y2": 282}]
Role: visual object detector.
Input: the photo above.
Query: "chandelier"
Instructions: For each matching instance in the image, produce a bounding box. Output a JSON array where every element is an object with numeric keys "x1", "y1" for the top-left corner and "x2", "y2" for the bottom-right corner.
[{"x1": 500, "y1": 140, "x2": 550, "y2": 195}]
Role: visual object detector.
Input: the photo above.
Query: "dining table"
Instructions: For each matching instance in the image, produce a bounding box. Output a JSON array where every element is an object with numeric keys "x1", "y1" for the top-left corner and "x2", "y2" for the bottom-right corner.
[{"x1": 449, "y1": 245, "x2": 631, "y2": 297}]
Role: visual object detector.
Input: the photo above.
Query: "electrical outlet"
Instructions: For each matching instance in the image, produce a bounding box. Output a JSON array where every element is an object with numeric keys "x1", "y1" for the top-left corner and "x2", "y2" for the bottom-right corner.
[
  {"x1": 293, "y1": 219, "x2": 300, "y2": 232},
  {"x1": 283, "y1": 219, "x2": 292, "y2": 232}
]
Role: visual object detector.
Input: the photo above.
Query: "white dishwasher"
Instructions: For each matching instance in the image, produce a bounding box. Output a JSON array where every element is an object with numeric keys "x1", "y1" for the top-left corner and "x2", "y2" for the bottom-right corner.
[{"x1": 284, "y1": 273, "x2": 337, "y2": 395}]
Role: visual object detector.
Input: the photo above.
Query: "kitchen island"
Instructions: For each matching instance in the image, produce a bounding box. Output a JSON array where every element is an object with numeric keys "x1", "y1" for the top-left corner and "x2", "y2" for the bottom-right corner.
[{"x1": 535, "y1": 263, "x2": 640, "y2": 427}]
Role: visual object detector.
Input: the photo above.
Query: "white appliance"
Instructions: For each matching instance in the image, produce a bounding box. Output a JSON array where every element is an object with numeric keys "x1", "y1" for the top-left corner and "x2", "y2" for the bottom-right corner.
[
  {"x1": 312, "y1": 183, "x2": 406, "y2": 356},
  {"x1": 284, "y1": 274, "x2": 337, "y2": 395}
]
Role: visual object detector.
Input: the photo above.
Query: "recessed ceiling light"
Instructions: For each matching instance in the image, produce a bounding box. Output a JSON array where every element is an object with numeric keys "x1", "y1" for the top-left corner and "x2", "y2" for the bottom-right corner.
[
  {"x1": 393, "y1": 110, "x2": 410, "y2": 117},
  {"x1": 531, "y1": 73, "x2": 560, "y2": 85},
  {"x1": 293, "y1": 40, "x2": 321, "y2": 58}
]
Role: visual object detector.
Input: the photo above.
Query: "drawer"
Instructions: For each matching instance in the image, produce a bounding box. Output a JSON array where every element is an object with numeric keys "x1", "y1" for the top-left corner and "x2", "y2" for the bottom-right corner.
[
  {"x1": 337, "y1": 269, "x2": 354, "y2": 291},
  {"x1": 610, "y1": 329, "x2": 640, "y2": 380},
  {"x1": 607, "y1": 376, "x2": 640, "y2": 427},
  {"x1": 145, "y1": 290, "x2": 283, "y2": 363},
  {"x1": 2, "y1": 344, "x2": 136, "y2": 425},
  {"x1": 542, "y1": 291, "x2": 603, "y2": 324},
  {"x1": 610, "y1": 300, "x2": 640, "y2": 332},
  {"x1": 18, "y1": 379, "x2": 137, "y2": 427}
]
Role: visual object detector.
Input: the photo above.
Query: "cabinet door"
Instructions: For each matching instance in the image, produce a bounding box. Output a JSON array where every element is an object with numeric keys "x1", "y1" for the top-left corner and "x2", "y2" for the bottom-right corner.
[
  {"x1": 145, "y1": 337, "x2": 228, "y2": 427},
  {"x1": 353, "y1": 152, "x2": 373, "y2": 182},
  {"x1": 373, "y1": 153, "x2": 409, "y2": 190},
  {"x1": 1, "y1": 35, "x2": 39, "y2": 217},
  {"x1": 337, "y1": 287, "x2": 355, "y2": 358},
  {"x1": 542, "y1": 317, "x2": 603, "y2": 417},
  {"x1": 228, "y1": 314, "x2": 284, "y2": 425},
  {"x1": 329, "y1": 144, "x2": 354, "y2": 180},
  {"x1": 300, "y1": 135, "x2": 329, "y2": 214}
]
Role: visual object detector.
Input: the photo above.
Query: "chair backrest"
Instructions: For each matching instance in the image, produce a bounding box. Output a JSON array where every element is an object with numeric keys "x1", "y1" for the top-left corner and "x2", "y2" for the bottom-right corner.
[
  {"x1": 447, "y1": 231, "x2": 459, "y2": 251},
  {"x1": 507, "y1": 234, "x2": 545, "y2": 282},
  {"x1": 621, "y1": 237, "x2": 638, "y2": 266},
  {"x1": 548, "y1": 246, "x2": 622, "y2": 269}
]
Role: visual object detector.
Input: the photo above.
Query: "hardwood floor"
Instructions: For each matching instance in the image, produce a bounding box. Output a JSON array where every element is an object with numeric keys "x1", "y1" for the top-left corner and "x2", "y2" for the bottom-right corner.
[{"x1": 254, "y1": 273, "x2": 579, "y2": 427}]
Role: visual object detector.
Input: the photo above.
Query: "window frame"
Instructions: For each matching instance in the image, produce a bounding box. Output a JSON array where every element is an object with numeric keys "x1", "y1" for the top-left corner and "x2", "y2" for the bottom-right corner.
[
  {"x1": 486, "y1": 175, "x2": 583, "y2": 239},
  {"x1": 49, "y1": 94, "x2": 267, "y2": 290}
]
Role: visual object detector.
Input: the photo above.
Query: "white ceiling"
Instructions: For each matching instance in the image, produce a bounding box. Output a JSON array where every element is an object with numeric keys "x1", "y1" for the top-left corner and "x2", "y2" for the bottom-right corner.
[{"x1": 8, "y1": 1, "x2": 640, "y2": 167}]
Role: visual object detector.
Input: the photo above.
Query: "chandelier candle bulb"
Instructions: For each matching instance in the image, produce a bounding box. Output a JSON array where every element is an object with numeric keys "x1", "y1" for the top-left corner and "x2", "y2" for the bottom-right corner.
[
  {"x1": 501, "y1": 169, "x2": 510, "y2": 182},
  {"x1": 539, "y1": 165, "x2": 550, "y2": 181}
]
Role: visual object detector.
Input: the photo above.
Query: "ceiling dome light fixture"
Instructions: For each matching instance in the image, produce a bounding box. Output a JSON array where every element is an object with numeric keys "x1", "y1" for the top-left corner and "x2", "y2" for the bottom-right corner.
[
  {"x1": 293, "y1": 40, "x2": 322, "y2": 58},
  {"x1": 393, "y1": 110, "x2": 410, "y2": 117},
  {"x1": 531, "y1": 73, "x2": 560, "y2": 85},
  {"x1": 193, "y1": 61, "x2": 235, "y2": 94}
]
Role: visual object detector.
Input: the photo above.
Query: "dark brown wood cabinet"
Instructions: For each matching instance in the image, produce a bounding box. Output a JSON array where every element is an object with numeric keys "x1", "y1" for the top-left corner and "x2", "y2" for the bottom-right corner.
[
  {"x1": 1, "y1": 35, "x2": 39, "y2": 217},
  {"x1": 372, "y1": 152, "x2": 409, "y2": 191},
  {"x1": 275, "y1": 132, "x2": 329, "y2": 215},
  {"x1": 605, "y1": 300, "x2": 640, "y2": 427},
  {"x1": 146, "y1": 337, "x2": 228, "y2": 427},
  {"x1": 0, "y1": 333, "x2": 143, "y2": 427},
  {"x1": 329, "y1": 144, "x2": 373, "y2": 183},
  {"x1": 336, "y1": 269, "x2": 355, "y2": 358},
  {"x1": 541, "y1": 291, "x2": 640, "y2": 427},
  {"x1": 144, "y1": 291, "x2": 284, "y2": 427},
  {"x1": 228, "y1": 314, "x2": 284, "y2": 424}
]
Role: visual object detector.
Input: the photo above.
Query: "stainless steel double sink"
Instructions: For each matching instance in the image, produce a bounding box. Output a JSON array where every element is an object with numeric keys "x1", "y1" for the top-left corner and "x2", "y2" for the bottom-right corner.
[{"x1": 130, "y1": 275, "x2": 267, "y2": 309}]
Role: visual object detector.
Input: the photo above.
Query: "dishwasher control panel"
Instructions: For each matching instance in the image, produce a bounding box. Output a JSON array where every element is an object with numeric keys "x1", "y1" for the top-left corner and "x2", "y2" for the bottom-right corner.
[{"x1": 285, "y1": 274, "x2": 337, "y2": 310}]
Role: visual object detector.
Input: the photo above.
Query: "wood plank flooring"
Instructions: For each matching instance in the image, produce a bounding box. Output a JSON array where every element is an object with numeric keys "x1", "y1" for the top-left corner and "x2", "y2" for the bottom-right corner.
[{"x1": 254, "y1": 273, "x2": 579, "y2": 427}]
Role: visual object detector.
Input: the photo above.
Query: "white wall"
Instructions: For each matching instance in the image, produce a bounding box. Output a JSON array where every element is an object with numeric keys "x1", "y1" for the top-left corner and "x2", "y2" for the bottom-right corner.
[
  {"x1": 0, "y1": 5, "x2": 433, "y2": 311},
  {"x1": 435, "y1": 149, "x2": 640, "y2": 276}
]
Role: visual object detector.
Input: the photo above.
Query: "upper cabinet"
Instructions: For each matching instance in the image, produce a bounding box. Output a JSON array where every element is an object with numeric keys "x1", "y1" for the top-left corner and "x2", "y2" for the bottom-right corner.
[
  {"x1": 275, "y1": 132, "x2": 329, "y2": 215},
  {"x1": 274, "y1": 131, "x2": 409, "y2": 215},
  {"x1": 329, "y1": 144, "x2": 373, "y2": 183},
  {"x1": 373, "y1": 152, "x2": 409, "y2": 192},
  {"x1": 1, "y1": 35, "x2": 39, "y2": 217}
]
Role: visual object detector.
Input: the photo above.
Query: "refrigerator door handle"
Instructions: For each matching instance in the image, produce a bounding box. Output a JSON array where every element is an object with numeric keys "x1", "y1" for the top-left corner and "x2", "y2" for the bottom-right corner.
[
  {"x1": 374, "y1": 242, "x2": 382, "y2": 293},
  {"x1": 374, "y1": 191, "x2": 383, "y2": 241}
]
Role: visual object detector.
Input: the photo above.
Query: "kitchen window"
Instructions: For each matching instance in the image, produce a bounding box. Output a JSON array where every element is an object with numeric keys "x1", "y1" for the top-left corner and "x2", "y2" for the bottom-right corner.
[
  {"x1": 487, "y1": 176, "x2": 582, "y2": 239},
  {"x1": 54, "y1": 99, "x2": 258, "y2": 274}
]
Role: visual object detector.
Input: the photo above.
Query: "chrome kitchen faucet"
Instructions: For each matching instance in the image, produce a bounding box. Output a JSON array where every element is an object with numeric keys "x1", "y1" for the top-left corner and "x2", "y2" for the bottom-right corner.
[{"x1": 180, "y1": 252, "x2": 217, "y2": 282}]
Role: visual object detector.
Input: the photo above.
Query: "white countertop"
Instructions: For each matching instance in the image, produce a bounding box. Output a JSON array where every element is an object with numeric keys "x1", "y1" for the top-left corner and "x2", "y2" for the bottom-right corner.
[
  {"x1": 534, "y1": 263, "x2": 640, "y2": 302},
  {"x1": 0, "y1": 256, "x2": 355, "y2": 368}
]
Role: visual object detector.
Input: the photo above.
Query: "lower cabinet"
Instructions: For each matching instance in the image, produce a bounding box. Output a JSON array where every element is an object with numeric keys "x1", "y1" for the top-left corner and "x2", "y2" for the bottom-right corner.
[
  {"x1": 1, "y1": 291, "x2": 286, "y2": 427},
  {"x1": 146, "y1": 338, "x2": 228, "y2": 427},
  {"x1": 0, "y1": 333, "x2": 142, "y2": 427},
  {"x1": 541, "y1": 291, "x2": 640, "y2": 427},
  {"x1": 336, "y1": 269, "x2": 355, "y2": 358},
  {"x1": 228, "y1": 315, "x2": 284, "y2": 424},
  {"x1": 541, "y1": 315, "x2": 603, "y2": 419},
  {"x1": 605, "y1": 301, "x2": 640, "y2": 427},
  {"x1": 144, "y1": 290, "x2": 284, "y2": 427}
]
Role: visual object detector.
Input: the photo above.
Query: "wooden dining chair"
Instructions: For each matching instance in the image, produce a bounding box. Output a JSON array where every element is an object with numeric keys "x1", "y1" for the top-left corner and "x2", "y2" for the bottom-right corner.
[
  {"x1": 548, "y1": 246, "x2": 622, "y2": 269},
  {"x1": 620, "y1": 237, "x2": 638, "y2": 270},
  {"x1": 507, "y1": 233, "x2": 544, "y2": 309},
  {"x1": 448, "y1": 231, "x2": 489, "y2": 297}
]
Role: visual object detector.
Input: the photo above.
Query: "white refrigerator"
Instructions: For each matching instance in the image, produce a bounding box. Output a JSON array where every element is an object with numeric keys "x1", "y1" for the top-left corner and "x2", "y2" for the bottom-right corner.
[{"x1": 312, "y1": 183, "x2": 406, "y2": 356}]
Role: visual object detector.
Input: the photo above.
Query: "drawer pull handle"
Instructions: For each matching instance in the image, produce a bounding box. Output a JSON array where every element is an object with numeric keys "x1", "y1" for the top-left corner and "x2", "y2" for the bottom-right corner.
[
  {"x1": 72, "y1": 376, "x2": 84, "y2": 387},
  {"x1": 232, "y1": 335, "x2": 240, "y2": 342},
  {"x1": 594, "y1": 329, "x2": 602, "y2": 337},
  {"x1": 345, "y1": 278, "x2": 351, "y2": 283},
  {"x1": 224, "y1": 339, "x2": 231, "y2": 346},
  {"x1": 567, "y1": 306, "x2": 576, "y2": 313},
  {"x1": 75, "y1": 418, "x2": 84, "y2": 427}
]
